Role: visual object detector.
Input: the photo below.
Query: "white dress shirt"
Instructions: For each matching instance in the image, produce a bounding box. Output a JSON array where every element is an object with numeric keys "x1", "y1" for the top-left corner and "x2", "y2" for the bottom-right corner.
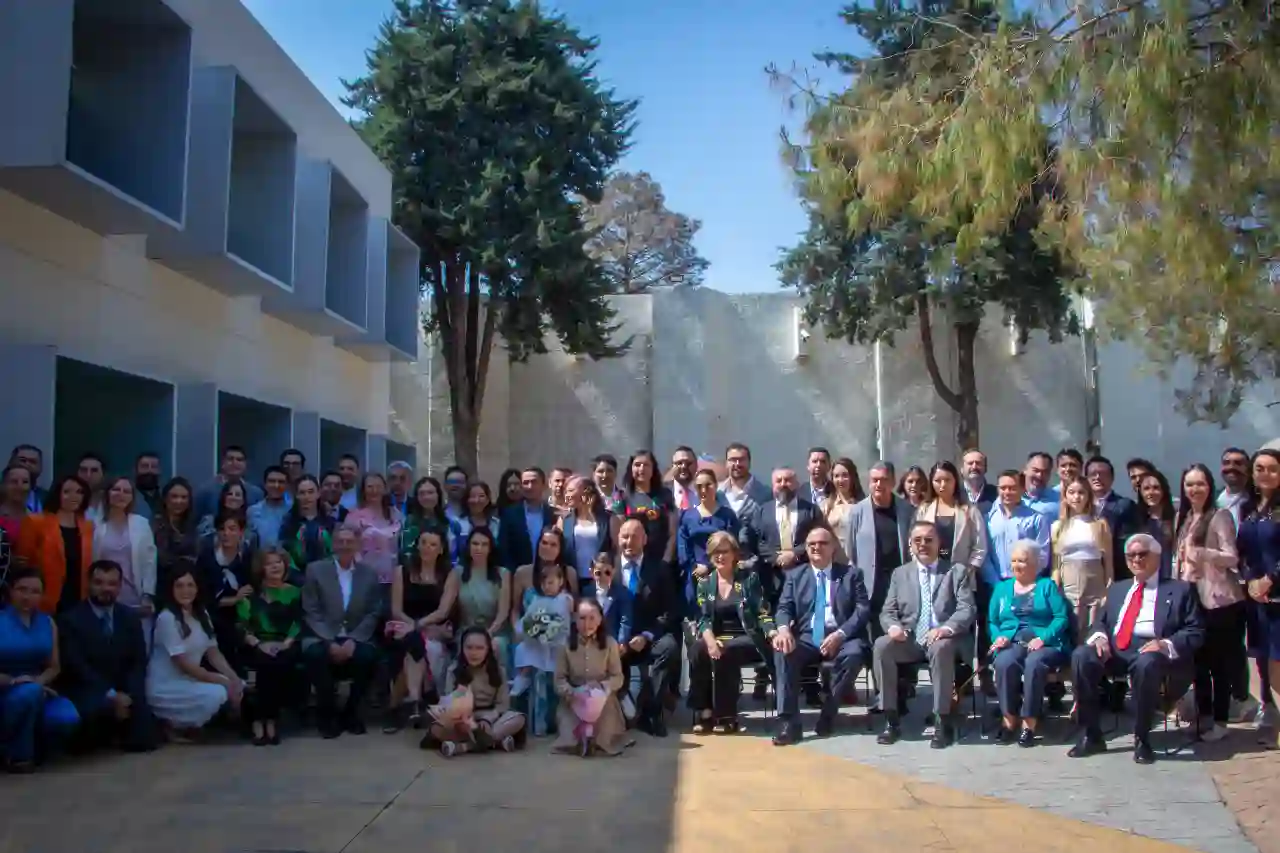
[
  {"x1": 335, "y1": 558, "x2": 355, "y2": 611},
  {"x1": 809, "y1": 563, "x2": 838, "y2": 636},
  {"x1": 721, "y1": 478, "x2": 753, "y2": 517},
  {"x1": 1088, "y1": 575, "x2": 1176, "y2": 658}
]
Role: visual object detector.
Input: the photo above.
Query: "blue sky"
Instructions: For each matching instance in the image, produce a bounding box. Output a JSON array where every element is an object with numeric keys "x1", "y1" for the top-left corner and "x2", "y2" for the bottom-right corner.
[{"x1": 241, "y1": 0, "x2": 858, "y2": 293}]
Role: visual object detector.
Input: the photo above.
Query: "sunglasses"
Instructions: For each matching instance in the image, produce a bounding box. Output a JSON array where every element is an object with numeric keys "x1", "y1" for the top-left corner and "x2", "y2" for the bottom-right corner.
[
  {"x1": 1125, "y1": 550, "x2": 1150, "y2": 561},
  {"x1": 593, "y1": 569, "x2": 614, "y2": 578}
]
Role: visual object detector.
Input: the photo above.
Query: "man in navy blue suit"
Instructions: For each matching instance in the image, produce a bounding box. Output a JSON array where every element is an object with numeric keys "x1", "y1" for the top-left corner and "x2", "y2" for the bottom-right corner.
[
  {"x1": 769, "y1": 525, "x2": 870, "y2": 745},
  {"x1": 1068, "y1": 533, "x2": 1205, "y2": 764}
]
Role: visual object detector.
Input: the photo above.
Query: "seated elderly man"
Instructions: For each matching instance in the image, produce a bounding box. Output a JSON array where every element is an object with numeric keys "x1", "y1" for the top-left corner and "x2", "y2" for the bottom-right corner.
[
  {"x1": 872, "y1": 520, "x2": 976, "y2": 748},
  {"x1": 1068, "y1": 532, "x2": 1205, "y2": 765}
]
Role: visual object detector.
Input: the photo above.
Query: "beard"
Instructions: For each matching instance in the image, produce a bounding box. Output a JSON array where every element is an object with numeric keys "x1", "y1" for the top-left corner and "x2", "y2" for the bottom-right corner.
[
  {"x1": 135, "y1": 474, "x2": 160, "y2": 491},
  {"x1": 774, "y1": 487, "x2": 795, "y2": 505},
  {"x1": 90, "y1": 593, "x2": 116, "y2": 608}
]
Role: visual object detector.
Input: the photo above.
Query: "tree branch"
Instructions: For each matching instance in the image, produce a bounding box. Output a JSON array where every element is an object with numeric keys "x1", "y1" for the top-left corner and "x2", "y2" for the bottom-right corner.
[{"x1": 916, "y1": 293, "x2": 964, "y2": 412}]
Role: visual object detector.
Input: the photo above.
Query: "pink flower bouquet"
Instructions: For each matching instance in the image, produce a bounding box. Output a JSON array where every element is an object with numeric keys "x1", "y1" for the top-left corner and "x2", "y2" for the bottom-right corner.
[
  {"x1": 570, "y1": 684, "x2": 608, "y2": 742},
  {"x1": 427, "y1": 686, "x2": 475, "y2": 738}
]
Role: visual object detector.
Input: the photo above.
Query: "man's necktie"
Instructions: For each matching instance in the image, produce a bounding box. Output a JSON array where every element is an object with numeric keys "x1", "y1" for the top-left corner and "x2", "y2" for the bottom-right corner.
[
  {"x1": 1115, "y1": 582, "x2": 1145, "y2": 650},
  {"x1": 779, "y1": 509, "x2": 794, "y2": 551},
  {"x1": 679, "y1": 488, "x2": 691, "y2": 511},
  {"x1": 813, "y1": 571, "x2": 827, "y2": 645},
  {"x1": 915, "y1": 570, "x2": 934, "y2": 640},
  {"x1": 627, "y1": 562, "x2": 639, "y2": 594},
  {"x1": 100, "y1": 612, "x2": 113, "y2": 638}
]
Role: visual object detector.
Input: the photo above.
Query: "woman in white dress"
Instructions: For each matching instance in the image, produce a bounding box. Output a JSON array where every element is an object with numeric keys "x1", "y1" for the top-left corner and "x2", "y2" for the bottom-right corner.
[{"x1": 147, "y1": 566, "x2": 244, "y2": 740}]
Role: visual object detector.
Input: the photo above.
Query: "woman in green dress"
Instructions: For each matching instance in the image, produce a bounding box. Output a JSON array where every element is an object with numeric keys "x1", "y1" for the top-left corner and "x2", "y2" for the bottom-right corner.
[
  {"x1": 455, "y1": 527, "x2": 512, "y2": 665},
  {"x1": 237, "y1": 546, "x2": 302, "y2": 746}
]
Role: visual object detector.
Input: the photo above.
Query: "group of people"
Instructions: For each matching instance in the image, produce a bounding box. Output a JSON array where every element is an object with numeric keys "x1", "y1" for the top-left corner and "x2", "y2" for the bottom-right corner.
[{"x1": 0, "y1": 439, "x2": 1276, "y2": 770}]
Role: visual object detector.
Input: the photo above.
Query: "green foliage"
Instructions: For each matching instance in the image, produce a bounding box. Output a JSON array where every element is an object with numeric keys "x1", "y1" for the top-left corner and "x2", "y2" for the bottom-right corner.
[
  {"x1": 582, "y1": 171, "x2": 710, "y2": 293},
  {"x1": 791, "y1": 0, "x2": 1280, "y2": 423},
  {"x1": 344, "y1": 0, "x2": 638, "y2": 364}
]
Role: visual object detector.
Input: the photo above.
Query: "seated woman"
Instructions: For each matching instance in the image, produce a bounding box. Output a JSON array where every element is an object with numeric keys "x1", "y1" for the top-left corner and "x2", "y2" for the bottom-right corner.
[
  {"x1": 688, "y1": 530, "x2": 774, "y2": 734},
  {"x1": 426, "y1": 626, "x2": 525, "y2": 757},
  {"x1": 0, "y1": 568, "x2": 79, "y2": 771},
  {"x1": 989, "y1": 539, "x2": 1071, "y2": 747},
  {"x1": 551, "y1": 597, "x2": 629, "y2": 757},
  {"x1": 237, "y1": 547, "x2": 302, "y2": 746},
  {"x1": 147, "y1": 567, "x2": 244, "y2": 742},
  {"x1": 385, "y1": 527, "x2": 458, "y2": 732}
]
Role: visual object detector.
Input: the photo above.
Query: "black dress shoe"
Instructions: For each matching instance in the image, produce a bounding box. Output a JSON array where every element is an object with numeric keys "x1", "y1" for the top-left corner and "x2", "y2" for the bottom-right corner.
[
  {"x1": 876, "y1": 723, "x2": 901, "y2": 745},
  {"x1": 1067, "y1": 732, "x2": 1107, "y2": 758},
  {"x1": 993, "y1": 726, "x2": 1014, "y2": 744},
  {"x1": 1133, "y1": 737, "x2": 1155, "y2": 765},
  {"x1": 804, "y1": 690, "x2": 824, "y2": 709},
  {"x1": 929, "y1": 723, "x2": 953, "y2": 749},
  {"x1": 814, "y1": 714, "x2": 834, "y2": 738},
  {"x1": 1017, "y1": 728, "x2": 1036, "y2": 748},
  {"x1": 772, "y1": 725, "x2": 802, "y2": 746},
  {"x1": 648, "y1": 714, "x2": 668, "y2": 738},
  {"x1": 344, "y1": 717, "x2": 367, "y2": 736},
  {"x1": 318, "y1": 717, "x2": 343, "y2": 739}
]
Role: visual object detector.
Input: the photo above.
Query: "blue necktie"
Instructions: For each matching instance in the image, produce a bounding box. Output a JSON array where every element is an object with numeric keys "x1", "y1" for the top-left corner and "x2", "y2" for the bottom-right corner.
[
  {"x1": 813, "y1": 571, "x2": 827, "y2": 645},
  {"x1": 100, "y1": 611, "x2": 113, "y2": 637},
  {"x1": 627, "y1": 563, "x2": 639, "y2": 594}
]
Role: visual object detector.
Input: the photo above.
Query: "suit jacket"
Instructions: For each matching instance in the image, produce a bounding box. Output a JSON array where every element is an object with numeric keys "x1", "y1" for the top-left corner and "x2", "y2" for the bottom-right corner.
[
  {"x1": 498, "y1": 503, "x2": 558, "y2": 569},
  {"x1": 1087, "y1": 576, "x2": 1205, "y2": 661},
  {"x1": 301, "y1": 558, "x2": 383, "y2": 647},
  {"x1": 846, "y1": 496, "x2": 915, "y2": 600},
  {"x1": 914, "y1": 501, "x2": 989, "y2": 575},
  {"x1": 879, "y1": 559, "x2": 976, "y2": 638},
  {"x1": 560, "y1": 508, "x2": 613, "y2": 573},
  {"x1": 741, "y1": 498, "x2": 821, "y2": 591},
  {"x1": 57, "y1": 601, "x2": 148, "y2": 707},
  {"x1": 600, "y1": 582, "x2": 634, "y2": 645},
  {"x1": 776, "y1": 561, "x2": 870, "y2": 646},
  {"x1": 718, "y1": 476, "x2": 772, "y2": 524},
  {"x1": 965, "y1": 481, "x2": 999, "y2": 518},
  {"x1": 1097, "y1": 492, "x2": 1141, "y2": 580},
  {"x1": 615, "y1": 551, "x2": 677, "y2": 642}
]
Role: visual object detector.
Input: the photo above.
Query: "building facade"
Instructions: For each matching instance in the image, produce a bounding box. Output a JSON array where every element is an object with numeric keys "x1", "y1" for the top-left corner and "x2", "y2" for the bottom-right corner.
[{"x1": 0, "y1": 0, "x2": 420, "y2": 484}]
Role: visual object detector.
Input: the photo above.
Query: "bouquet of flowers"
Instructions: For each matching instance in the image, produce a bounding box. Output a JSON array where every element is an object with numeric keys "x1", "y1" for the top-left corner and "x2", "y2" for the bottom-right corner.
[
  {"x1": 521, "y1": 601, "x2": 567, "y2": 644},
  {"x1": 570, "y1": 683, "x2": 609, "y2": 743},
  {"x1": 427, "y1": 685, "x2": 475, "y2": 739}
]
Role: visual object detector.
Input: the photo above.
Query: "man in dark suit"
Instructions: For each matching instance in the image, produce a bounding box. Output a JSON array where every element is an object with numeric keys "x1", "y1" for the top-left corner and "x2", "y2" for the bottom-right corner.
[
  {"x1": 740, "y1": 468, "x2": 821, "y2": 699},
  {"x1": 1086, "y1": 456, "x2": 1141, "y2": 581},
  {"x1": 961, "y1": 449, "x2": 999, "y2": 516},
  {"x1": 301, "y1": 526, "x2": 384, "y2": 738},
  {"x1": 57, "y1": 560, "x2": 157, "y2": 752},
  {"x1": 615, "y1": 517, "x2": 679, "y2": 737},
  {"x1": 497, "y1": 467, "x2": 558, "y2": 569},
  {"x1": 770, "y1": 526, "x2": 871, "y2": 745},
  {"x1": 1068, "y1": 532, "x2": 1205, "y2": 764}
]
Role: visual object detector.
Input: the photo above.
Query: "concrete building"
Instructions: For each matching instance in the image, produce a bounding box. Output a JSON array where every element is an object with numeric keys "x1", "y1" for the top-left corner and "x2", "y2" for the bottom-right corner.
[{"x1": 0, "y1": 0, "x2": 420, "y2": 486}]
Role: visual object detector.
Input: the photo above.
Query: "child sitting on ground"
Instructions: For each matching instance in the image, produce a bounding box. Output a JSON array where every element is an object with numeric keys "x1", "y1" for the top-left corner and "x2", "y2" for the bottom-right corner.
[{"x1": 424, "y1": 627, "x2": 526, "y2": 757}]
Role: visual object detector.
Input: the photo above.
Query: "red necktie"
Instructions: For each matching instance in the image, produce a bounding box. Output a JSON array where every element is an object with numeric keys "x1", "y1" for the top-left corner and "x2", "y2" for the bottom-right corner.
[
  {"x1": 1114, "y1": 582, "x2": 1145, "y2": 650},
  {"x1": 680, "y1": 488, "x2": 691, "y2": 511}
]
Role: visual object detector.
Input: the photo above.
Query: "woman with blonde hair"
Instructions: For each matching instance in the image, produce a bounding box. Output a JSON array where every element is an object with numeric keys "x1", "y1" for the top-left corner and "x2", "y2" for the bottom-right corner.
[
  {"x1": 237, "y1": 546, "x2": 302, "y2": 745},
  {"x1": 1050, "y1": 476, "x2": 1113, "y2": 639}
]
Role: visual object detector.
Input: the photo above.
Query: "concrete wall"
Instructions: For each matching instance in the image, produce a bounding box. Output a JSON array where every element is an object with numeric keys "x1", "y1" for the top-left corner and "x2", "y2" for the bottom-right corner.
[{"x1": 397, "y1": 290, "x2": 1280, "y2": 482}]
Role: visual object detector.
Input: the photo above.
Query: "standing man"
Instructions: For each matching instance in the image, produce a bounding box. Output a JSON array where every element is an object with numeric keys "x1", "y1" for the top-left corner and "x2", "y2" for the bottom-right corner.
[
  {"x1": 196, "y1": 445, "x2": 264, "y2": 519},
  {"x1": 78, "y1": 452, "x2": 107, "y2": 524},
  {"x1": 806, "y1": 447, "x2": 833, "y2": 506},
  {"x1": 670, "y1": 446, "x2": 699, "y2": 513},
  {"x1": 846, "y1": 462, "x2": 915, "y2": 637},
  {"x1": 548, "y1": 467, "x2": 574, "y2": 517},
  {"x1": 498, "y1": 467, "x2": 557, "y2": 569},
  {"x1": 719, "y1": 442, "x2": 770, "y2": 523},
  {"x1": 336, "y1": 454, "x2": 361, "y2": 511},
  {"x1": 387, "y1": 462, "x2": 413, "y2": 518},
  {"x1": 1217, "y1": 447, "x2": 1251, "y2": 527},
  {"x1": 1050, "y1": 448, "x2": 1084, "y2": 502},
  {"x1": 247, "y1": 466, "x2": 292, "y2": 548},
  {"x1": 442, "y1": 465, "x2": 469, "y2": 524},
  {"x1": 1021, "y1": 452, "x2": 1059, "y2": 522},
  {"x1": 8, "y1": 444, "x2": 45, "y2": 512},
  {"x1": 961, "y1": 449, "x2": 998, "y2": 516},
  {"x1": 280, "y1": 449, "x2": 307, "y2": 485},
  {"x1": 1085, "y1": 456, "x2": 1140, "y2": 581},
  {"x1": 132, "y1": 452, "x2": 164, "y2": 520}
]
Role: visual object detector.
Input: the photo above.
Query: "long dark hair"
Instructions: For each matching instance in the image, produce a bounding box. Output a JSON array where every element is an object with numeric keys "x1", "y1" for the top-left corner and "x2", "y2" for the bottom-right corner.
[
  {"x1": 495, "y1": 468, "x2": 522, "y2": 511},
  {"x1": 408, "y1": 525, "x2": 451, "y2": 582},
  {"x1": 569, "y1": 597, "x2": 610, "y2": 651},
  {"x1": 832, "y1": 457, "x2": 866, "y2": 502},
  {"x1": 458, "y1": 527, "x2": 501, "y2": 585},
  {"x1": 1175, "y1": 463, "x2": 1218, "y2": 548},
  {"x1": 159, "y1": 476, "x2": 195, "y2": 529},
  {"x1": 465, "y1": 481, "x2": 496, "y2": 523},
  {"x1": 927, "y1": 461, "x2": 965, "y2": 505},
  {"x1": 43, "y1": 474, "x2": 90, "y2": 515},
  {"x1": 531, "y1": 526, "x2": 565, "y2": 591},
  {"x1": 622, "y1": 450, "x2": 664, "y2": 499},
  {"x1": 1138, "y1": 469, "x2": 1176, "y2": 523},
  {"x1": 160, "y1": 566, "x2": 214, "y2": 640},
  {"x1": 896, "y1": 466, "x2": 931, "y2": 504},
  {"x1": 408, "y1": 476, "x2": 449, "y2": 528},
  {"x1": 1245, "y1": 449, "x2": 1280, "y2": 520},
  {"x1": 287, "y1": 474, "x2": 322, "y2": 521},
  {"x1": 452, "y1": 626, "x2": 503, "y2": 689}
]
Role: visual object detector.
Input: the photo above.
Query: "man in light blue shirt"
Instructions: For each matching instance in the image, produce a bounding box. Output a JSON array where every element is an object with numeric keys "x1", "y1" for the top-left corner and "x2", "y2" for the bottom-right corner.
[
  {"x1": 1046, "y1": 447, "x2": 1084, "y2": 506},
  {"x1": 1021, "y1": 451, "x2": 1059, "y2": 523},
  {"x1": 986, "y1": 471, "x2": 1050, "y2": 586},
  {"x1": 247, "y1": 466, "x2": 292, "y2": 548}
]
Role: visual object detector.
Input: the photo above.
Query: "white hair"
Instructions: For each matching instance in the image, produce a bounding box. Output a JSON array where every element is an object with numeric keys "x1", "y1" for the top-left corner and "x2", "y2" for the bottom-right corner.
[
  {"x1": 1125, "y1": 532, "x2": 1162, "y2": 556},
  {"x1": 387, "y1": 461, "x2": 413, "y2": 473},
  {"x1": 1010, "y1": 538, "x2": 1042, "y2": 566}
]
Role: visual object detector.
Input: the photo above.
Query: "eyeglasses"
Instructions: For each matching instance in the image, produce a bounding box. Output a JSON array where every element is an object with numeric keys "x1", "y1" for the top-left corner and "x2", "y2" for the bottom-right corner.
[
  {"x1": 593, "y1": 570, "x2": 614, "y2": 579},
  {"x1": 1125, "y1": 550, "x2": 1151, "y2": 561},
  {"x1": 709, "y1": 548, "x2": 734, "y2": 557}
]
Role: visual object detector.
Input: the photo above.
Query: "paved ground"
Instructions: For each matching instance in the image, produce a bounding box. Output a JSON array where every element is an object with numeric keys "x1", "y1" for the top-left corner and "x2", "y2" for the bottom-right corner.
[
  {"x1": 0, "y1": 708, "x2": 1268, "y2": 853},
  {"x1": 1201, "y1": 725, "x2": 1280, "y2": 853}
]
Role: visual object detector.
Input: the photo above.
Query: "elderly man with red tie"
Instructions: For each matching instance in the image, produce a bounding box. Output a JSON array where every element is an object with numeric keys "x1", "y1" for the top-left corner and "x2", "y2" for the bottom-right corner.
[{"x1": 1067, "y1": 532, "x2": 1205, "y2": 764}]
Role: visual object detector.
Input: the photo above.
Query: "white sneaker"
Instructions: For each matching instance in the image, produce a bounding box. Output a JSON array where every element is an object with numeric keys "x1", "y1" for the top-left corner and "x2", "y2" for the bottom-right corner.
[
  {"x1": 1228, "y1": 698, "x2": 1257, "y2": 724},
  {"x1": 1201, "y1": 723, "x2": 1229, "y2": 743},
  {"x1": 510, "y1": 673, "x2": 531, "y2": 697},
  {"x1": 1257, "y1": 703, "x2": 1280, "y2": 731},
  {"x1": 1175, "y1": 692, "x2": 1198, "y2": 723},
  {"x1": 440, "y1": 741, "x2": 457, "y2": 758}
]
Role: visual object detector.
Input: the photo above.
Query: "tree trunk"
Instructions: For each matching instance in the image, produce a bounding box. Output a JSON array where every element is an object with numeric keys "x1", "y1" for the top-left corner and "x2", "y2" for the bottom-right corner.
[
  {"x1": 451, "y1": 400, "x2": 480, "y2": 478},
  {"x1": 916, "y1": 294, "x2": 981, "y2": 453},
  {"x1": 431, "y1": 257, "x2": 497, "y2": 477}
]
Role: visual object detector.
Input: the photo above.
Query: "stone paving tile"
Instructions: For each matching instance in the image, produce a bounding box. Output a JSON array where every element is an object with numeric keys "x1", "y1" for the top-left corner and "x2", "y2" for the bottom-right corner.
[{"x1": 1199, "y1": 730, "x2": 1280, "y2": 853}]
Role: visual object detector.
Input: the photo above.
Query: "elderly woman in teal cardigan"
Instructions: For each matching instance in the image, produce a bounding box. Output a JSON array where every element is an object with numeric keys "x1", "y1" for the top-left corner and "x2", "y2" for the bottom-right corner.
[{"x1": 988, "y1": 538, "x2": 1071, "y2": 747}]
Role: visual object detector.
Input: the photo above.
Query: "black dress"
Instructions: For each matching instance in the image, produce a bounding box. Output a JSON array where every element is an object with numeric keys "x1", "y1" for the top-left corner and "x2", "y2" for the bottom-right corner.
[{"x1": 398, "y1": 565, "x2": 446, "y2": 665}]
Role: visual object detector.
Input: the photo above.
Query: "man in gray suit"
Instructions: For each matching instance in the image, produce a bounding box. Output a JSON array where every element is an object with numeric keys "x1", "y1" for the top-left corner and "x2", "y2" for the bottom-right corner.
[
  {"x1": 873, "y1": 520, "x2": 976, "y2": 749},
  {"x1": 301, "y1": 525, "x2": 383, "y2": 739},
  {"x1": 718, "y1": 442, "x2": 771, "y2": 523},
  {"x1": 845, "y1": 462, "x2": 916, "y2": 634}
]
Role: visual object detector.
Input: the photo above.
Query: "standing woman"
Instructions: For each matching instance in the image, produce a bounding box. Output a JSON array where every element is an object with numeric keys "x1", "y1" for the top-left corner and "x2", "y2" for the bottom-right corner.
[
  {"x1": 401, "y1": 477, "x2": 460, "y2": 565},
  {"x1": 896, "y1": 466, "x2": 931, "y2": 510},
  {"x1": 512, "y1": 528, "x2": 571, "y2": 619},
  {"x1": 551, "y1": 597, "x2": 628, "y2": 757},
  {"x1": 388, "y1": 528, "x2": 458, "y2": 728},
  {"x1": 455, "y1": 528, "x2": 512, "y2": 664},
  {"x1": 1175, "y1": 464, "x2": 1243, "y2": 741},
  {"x1": 610, "y1": 450, "x2": 677, "y2": 572},
  {"x1": 457, "y1": 482, "x2": 499, "y2": 542},
  {"x1": 495, "y1": 469, "x2": 523, "y2": 513},
  {"x1": 676, "y1": 469, "x2": 741, "y2": 609},
  {"x1": 18, "y1": 476, "x2": 94, "y2": 614},
  {"x1": 91, "y1": 478, "x2": 157, "y2": 633},
  {"x1": 825, "y1": 458, "x2": 863, "y2": 564},
  {"x1": 915, "y1": 461, "x2": 988, "y2": 573},
  {"x1": 1137, "y1": 470, "x2": 1177, "y2": 579},
  {"x1": 559, "y1": 476, "x2": 611, "y2": 596},
  {"x1": 152, "y1": 478, "x2": 199, "y2": 589},
  {"x1": 278, "y1": 475, "x2": 335, "y2": 579},
  {"x1": 1236, "y1": 449, "x2": 1280, "y2": 749},
  {"x1": 1050, "y1": 476, "x2": 1114, "y2": 640},
  {"x1": 345, "y1": 473, "x2": 404, "y2": 589},
  {"x1": 237, "y1": 547, "x2": 302, "y2": 746}
]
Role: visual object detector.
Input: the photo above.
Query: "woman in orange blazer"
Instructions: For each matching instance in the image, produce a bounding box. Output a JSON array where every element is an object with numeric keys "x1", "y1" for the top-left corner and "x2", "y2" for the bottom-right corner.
[{"x1": 17, "y1": 475, "x2": 94, "y2": 613}]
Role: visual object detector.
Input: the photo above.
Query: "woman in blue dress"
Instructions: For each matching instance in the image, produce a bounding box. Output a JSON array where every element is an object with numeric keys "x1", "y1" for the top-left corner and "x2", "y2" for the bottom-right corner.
[
  {"x1": 0, "y1": 567, "x2": 79, "y2": 771},
  {"x1": 1237, "y1": 448, "x2": 1280, "y2": 748},
  {"x1": 677, "y1": 468, "x2": 740, "y2": 613}
]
